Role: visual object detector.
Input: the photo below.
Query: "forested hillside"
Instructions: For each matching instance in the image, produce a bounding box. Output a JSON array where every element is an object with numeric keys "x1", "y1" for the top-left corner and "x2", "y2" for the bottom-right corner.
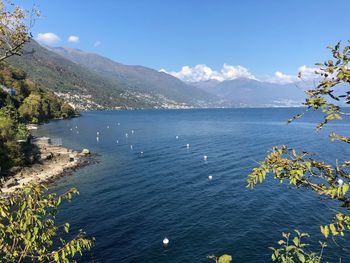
[
  {"x1": 8, "y1": 41, "x2": 157, "y2": 109},
  {"x1": 0, "y1": 63, "x2": 75, "y2": 174}
]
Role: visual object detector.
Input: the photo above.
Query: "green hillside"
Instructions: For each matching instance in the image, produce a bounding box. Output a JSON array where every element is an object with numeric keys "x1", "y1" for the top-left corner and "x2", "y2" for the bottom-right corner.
[
  {"x1": 8, "y1": 41, "x2": 156, "y2": 109},
  {"x1": 0, "y1": 63, "x2": 76, "y2": 174},
  {"x1": 51, "y1": 47, "x2": 218, "y2": 106}
]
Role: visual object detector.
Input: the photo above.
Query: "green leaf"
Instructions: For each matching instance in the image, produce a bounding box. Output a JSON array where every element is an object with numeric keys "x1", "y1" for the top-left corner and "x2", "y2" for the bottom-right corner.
[
  {"x1": 218, "y1": 254, "x2": 232, "y2": 263},
  {"x1": 297, "y1": 253, "x2": 305, "y2": 263}
]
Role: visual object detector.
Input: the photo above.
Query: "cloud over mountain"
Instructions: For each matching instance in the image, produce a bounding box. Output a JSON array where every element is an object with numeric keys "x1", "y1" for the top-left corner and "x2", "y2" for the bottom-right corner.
[
  {"x1": 36, "y1": 32, "x2": 61, "y2": 44},
  {"x1": 160, "y1": 64, "x2": 256, "y2": 82},
  {"x1": 161, "y1": 64, "x2": 319, "y2": 84}
]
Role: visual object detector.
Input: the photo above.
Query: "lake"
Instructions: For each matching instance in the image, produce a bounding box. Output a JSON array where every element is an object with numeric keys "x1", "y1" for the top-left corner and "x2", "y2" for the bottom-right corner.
[{"x1": 35, "y1": 108, "x2": 350, "y2": 262}]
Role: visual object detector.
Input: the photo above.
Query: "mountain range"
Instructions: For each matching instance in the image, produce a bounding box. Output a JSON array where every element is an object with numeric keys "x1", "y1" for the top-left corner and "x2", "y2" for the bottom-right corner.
[
  {"x1": 190, "y1": 78, "x2": 306, "y2": 107},
  {"x1": 7, "y1": 40, "x2": 307, "y2": 109}
]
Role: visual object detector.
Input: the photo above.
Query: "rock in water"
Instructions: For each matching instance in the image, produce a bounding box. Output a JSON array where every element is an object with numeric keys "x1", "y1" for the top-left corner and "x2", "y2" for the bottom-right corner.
[{"x1": 82, "y1": 149, "x2": 90, "y2": 155}]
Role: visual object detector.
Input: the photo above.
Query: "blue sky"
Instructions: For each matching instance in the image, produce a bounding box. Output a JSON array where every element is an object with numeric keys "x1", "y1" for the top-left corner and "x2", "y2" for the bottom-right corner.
[{"x1": 18, "y1": 0, "x2": 350, "y2": 82}]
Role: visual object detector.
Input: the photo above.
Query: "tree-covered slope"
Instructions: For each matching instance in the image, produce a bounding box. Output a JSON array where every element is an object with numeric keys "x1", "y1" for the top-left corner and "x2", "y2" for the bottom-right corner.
[
  {"x1": 7, "y1": 41, "x2": 155, "y2": 109},
  {"x1": 50, "y1": 47, "x2": 218, "y2": 106}
]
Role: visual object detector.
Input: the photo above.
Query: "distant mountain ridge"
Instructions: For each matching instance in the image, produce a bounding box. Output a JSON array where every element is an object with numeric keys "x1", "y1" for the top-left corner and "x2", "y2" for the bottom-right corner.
[
  {"x1": 8, "y1": 41, "x2": 154, "y2": 109},
  {"x1": 189, "y1": 78, "x2": 306, "y2": 107},
  {"x1": 7, "y1": 40, "x2": 308, "y2": 109},
  {"x1": 7, "y1": 41, "x2": 218, "y2": 109},
  {"x1": 49, "y1": 46, "x2": 218, "y2": 108}
]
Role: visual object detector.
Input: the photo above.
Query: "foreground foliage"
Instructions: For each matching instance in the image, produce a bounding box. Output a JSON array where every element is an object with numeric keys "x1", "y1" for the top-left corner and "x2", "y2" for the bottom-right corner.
[
  {"x1": 208, "y1": 254, "x2": 233, "y2": 263},
  {"x1": 0, "y1": 0, "x2": 38, "y2": 62},
  {"x1": 0, "y1": 184, "x2": 93, "y2": 262},
  {"x1": 247, "y1": 40, "x2": 350, "y2": 262},
  {"x1": 0, "y1": 0, "x2": 76, "y2": 174}
]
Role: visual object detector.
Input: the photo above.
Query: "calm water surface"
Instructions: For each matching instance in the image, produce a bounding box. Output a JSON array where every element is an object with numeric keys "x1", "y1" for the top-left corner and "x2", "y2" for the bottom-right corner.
[{"x1": 35, "y1": 108, "x2": 350, "y2": 262}]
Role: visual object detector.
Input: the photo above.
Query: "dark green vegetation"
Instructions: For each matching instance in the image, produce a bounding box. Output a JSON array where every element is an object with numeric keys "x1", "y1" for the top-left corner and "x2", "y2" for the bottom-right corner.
[
  {"x1": 0, "y1": 63, "x2": 76, "y2": 174},
  {"x1": 247, "y1": 41, "x2": 350, "y2": 262},
  {"x1": 0, "y1": 2, "x2": 93, "y2": 262},
  {"x1": 0, "y1": 184, "x2": 94, "y2": 262}
]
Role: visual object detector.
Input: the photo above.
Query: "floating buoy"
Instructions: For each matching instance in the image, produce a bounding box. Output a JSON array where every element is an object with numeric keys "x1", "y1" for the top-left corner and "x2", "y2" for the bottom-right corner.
[
  {"x1": 176, "y1": 136, "x2": 179, "y2": 140},
  {"x1": 203, "y1": 155, "x2": 208, "y2": 161},
  {"x1": 75, "y1": 126, "x2": 78, "y2": 129},
  {"x1": 131, "y1": 130, "x2": 134, "y2": 134},
  {"x1": 338, "y1": 178, "x2": 344, "y2": 186},
  {"x1": 125, "y1": 133, "x2": 128, "y2": 137},
  {"x1": 163, "y1": 237, "x2": 169, "y2": 246},
  {"x1": 208, "y1": 175, "x2": 213, "y2": 180},
  {"x1": 70, "y1": 128, "x2": 73, "y2": 131},
  {"x1": 186, "y1": 143, "x2": 190, "y2": 148},
  {"x1": 130, "y1": 145, "x2": 133, "y2": 150},
  {"x1": 116, "y1": 140, "x2": 119, "y2": 143},
  {"x1": 140, "y1": 151, "x2": 144, "y2": 156},
  {"x1": 107, "y1": 125, "x2": 110, "y2": 129},
  {"x1": 97, "y1": 131, "x2": 100, "y2": 135},
  {"x1": 96, "y1": 137, "x2": 99, "y2": 142},
  {"x1": 117, "y1": 122, "x2": 120, "y2": 126}
]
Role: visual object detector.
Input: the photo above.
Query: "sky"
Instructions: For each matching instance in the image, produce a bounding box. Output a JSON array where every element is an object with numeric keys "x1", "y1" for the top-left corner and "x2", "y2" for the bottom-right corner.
[{"x1": 17, "y1": 0, "x2": 350, "y2": 83}]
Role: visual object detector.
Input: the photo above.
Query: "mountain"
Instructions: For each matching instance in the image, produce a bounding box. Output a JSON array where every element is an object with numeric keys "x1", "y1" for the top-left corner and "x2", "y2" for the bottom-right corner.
[
  {"x1": 189, "y1": 79, "x2": 221, "y2": 91},
  {"x1": 7, "y1": 41, "x2": 217, "y2": 109},
  {"x1": 190, "y1": 78, "x2": 306, "y2": 107},
  {"x1": 7, "y1": 40, "x2": 307, "y2": 109},
  {"x1": 7, "y1": 41, "x2": 158, "y2": 110},
  {"x1": 48, "y1": 47, "x2": 218, "y2": 108}
]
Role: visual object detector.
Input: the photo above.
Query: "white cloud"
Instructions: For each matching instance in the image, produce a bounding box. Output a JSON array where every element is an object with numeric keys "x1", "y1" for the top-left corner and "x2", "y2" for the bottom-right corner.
[
  {"x1": 268, "y1": 71, "x2": 298, "y2": 84},
  {"x1": 94, "y1": 41, "x2": 101, "y2": 47},
  {"x1": 36, "y1": 32, "x2": 61, "y2": 44},
  {"x1": 264, "y1": 66, "x2": 319, "y2": 84},
  {"x1": 161, "y1": 64, "x2": 321, "y2": 84},
  {"x1": 68, "y1": 35, "x2": 79, "y2": 43},
  {"x1": 298, "y1": 65, "x2": 318, "y2": 79},
  {"x1": 160, "y1": 64, "x2": 256, "y2": 82}
]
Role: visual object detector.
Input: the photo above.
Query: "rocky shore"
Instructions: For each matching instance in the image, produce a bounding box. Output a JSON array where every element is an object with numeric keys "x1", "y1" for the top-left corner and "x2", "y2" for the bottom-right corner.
[{"x1": 0, "y1": 139, "x2": 96, "y2": 195}]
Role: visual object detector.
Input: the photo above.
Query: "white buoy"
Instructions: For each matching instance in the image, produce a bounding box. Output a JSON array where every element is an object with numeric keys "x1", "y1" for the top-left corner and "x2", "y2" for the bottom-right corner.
[
  {"x1": 125, "y1": 133, "x2": 128, "y2": 137},
  {"x1": 116, "y1": 140, "x2": 119, "y2": 144},
  {"x1": 140, "y1": 151, "x2": 144, "y2": 156},
  {"x1": 338, "y1": 178, "x2": 344, "y2": 186},
  {"x1": 131, "y1": 130, "x2": 134, "y2": 134},
  {"x1": 208, "y1": 175, "x2": 213, "y2": 180},
  {"x1": 117, "y1": 122, "x2": 120, "y2": 126},
  {"x1": 130, "y1": 145, "x2": 133, "y2": 150},
  {"x1": 163, "y1": 237, "x2": 169, "y2": 246},
  {"x1": 186, "y1": 143, "x2": 190, "y2": 148},
  {"x1": 75, "y1": 126, "x2": 78, "y2": 129},
  {"x1": 107, "y1": 125, "x2": 110, "y2": 129},
  {"x1": 176, "y1": 135, "x2": 179, "y2": 140},
  {"x1": 96, "y1": 137, "x2": 99, "y2": 142},
  {"x1": 203, "y1": 155, "x2": 208, "y2": 161},
  {"x1": 97, "y1": 131, "x2": 100, "y2": 135},
  {"x1": 70, "y1": 128, "x2": 73, "y2": 131}
]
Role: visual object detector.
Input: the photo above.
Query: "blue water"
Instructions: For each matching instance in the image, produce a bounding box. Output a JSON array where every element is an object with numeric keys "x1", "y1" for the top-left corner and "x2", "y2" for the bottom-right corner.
[{"x1": 35, "y1": 108, "x2": 350, "y2": 262}]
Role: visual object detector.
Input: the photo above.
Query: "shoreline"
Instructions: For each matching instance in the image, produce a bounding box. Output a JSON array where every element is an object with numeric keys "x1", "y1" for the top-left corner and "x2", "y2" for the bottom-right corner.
[{"x1": 0, "y1": 140, "x2": 96, "y2": 195}]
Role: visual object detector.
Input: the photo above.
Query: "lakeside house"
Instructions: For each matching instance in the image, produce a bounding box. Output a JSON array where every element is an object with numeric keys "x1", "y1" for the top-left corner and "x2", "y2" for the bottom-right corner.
[{"x1": 0, "y1": 84, "x2": 16, "y2": 96}]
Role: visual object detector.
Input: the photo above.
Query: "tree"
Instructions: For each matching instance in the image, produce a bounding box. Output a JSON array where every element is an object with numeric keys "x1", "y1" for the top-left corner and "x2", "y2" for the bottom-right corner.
[
  {"x1": 247, "y1": 40, "x2": 350, "y2": 262},
  {"x1": 18, "y1": 93, "x2": 44, "y2": 124},
  {"x1": 0, "y1": 185, "x2": 94, "y2": 262},
  {"x1": 0, "y1": 2, "x2": 93, "y2": 262},
  {"x1": 0, "y1": 1, "x2": 39, "y2": 61},
  {"x1": 60, "y1": 103, "x2": 75, "y2": 118}
]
